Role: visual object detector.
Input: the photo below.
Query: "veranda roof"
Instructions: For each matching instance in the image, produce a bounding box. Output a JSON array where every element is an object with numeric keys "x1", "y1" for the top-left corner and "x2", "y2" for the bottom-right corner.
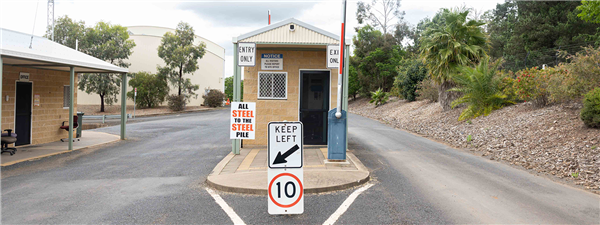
[{"x1": 0, "y1": 28, "x2": 128, "y2": 73}]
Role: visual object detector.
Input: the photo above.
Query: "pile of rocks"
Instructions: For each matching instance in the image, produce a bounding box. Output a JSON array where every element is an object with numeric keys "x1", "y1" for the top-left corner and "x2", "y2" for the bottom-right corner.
[{"x1": 349, "y1": 97, "x2": 600, "y2": 191}]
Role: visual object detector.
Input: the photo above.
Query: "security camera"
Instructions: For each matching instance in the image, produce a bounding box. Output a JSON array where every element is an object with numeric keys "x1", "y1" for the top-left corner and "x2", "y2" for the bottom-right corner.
[{"x1": 289, "y1": 24, "x2": 295, "y2": 32}]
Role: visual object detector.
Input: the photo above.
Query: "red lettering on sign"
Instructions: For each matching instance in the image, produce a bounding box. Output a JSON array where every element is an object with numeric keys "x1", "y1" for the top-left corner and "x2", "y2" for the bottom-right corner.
[
  {"x1": 232, "y1": 110, "x2": 254, "y2": 118},
  {"x1": 231, "y1": 124, "x2": 254, "y2": 131}
]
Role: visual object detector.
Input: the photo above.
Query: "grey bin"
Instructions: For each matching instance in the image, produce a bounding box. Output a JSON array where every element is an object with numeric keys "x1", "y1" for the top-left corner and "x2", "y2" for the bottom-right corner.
[{"x1": 77, "y1": 112, "x2": 84, "y2": 138}]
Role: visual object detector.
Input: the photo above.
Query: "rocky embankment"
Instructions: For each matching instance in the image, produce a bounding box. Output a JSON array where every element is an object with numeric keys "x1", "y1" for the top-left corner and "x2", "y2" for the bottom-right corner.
[{"x1": 349, "y1": 97, "x2": 600, "y2": 192}]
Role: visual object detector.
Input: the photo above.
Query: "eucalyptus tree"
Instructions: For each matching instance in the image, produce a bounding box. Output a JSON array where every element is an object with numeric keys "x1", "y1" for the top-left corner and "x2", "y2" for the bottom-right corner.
[
  {"x1": 157, "y1": 22, "x2": 206, "y2": 101},
  {"x1": 44, "y1": 15, "x2": 87, "y2": 49},
  {"x1": 78, "y1": 22, "x2": 136, "y2": 112},
  {"x1": 578, "y1": 0, "x2": 600, "y2": 24},
  {"x1": 419, "y1": 7, "x2": 488, "y2": 111}
]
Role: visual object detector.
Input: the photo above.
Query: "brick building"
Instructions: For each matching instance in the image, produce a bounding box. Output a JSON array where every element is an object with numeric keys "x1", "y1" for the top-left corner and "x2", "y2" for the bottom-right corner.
[
  {"x1": 234, "y1": 19, "x2": 350, "y2": 147},
  {"x1": 1, "y1": 28, "x2": 129, "y2": 148}
]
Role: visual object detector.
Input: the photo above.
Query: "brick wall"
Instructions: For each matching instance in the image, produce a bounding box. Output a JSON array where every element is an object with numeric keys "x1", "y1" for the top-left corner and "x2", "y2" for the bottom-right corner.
[
  {"x1": 2, "y1": 65, "x2": 77, "y2": 145},
  {"x1": 243, "y1": 48, "x2": 338, "y2": 146}
]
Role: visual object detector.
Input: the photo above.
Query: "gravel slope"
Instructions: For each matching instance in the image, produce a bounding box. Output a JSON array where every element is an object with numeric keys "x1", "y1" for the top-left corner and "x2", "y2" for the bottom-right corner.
[{"x1": 349, "y1": 97, "x2": 600, "y2": 192}]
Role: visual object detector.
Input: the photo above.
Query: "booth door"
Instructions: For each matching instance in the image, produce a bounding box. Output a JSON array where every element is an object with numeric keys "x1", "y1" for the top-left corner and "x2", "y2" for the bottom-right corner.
[
  {"x1": 300, "y1": 70, "x2": 330, "y2": 145},
  {"x1": 15, "y1": 82, "x2": 32, "y2": 146}
]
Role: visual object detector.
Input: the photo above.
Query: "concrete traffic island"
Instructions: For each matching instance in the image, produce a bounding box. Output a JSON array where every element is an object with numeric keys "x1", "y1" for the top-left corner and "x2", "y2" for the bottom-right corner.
[{"x1": 207, "y1": 147, "x2": 370, "y2": 195}]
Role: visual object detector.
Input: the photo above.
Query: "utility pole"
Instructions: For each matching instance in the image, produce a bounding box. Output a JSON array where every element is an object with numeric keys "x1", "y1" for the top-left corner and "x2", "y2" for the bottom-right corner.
[{"x1": 47, "y1": 0, "x2": 54, "y2": 41}]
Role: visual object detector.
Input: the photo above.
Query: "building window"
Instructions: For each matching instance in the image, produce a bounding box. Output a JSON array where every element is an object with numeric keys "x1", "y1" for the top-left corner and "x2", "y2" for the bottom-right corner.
[
  {"x1": 63, "y1": 86, "x2": 70, "y2": 108},
  {"x1": 258, "y1": 72, "x2": 287, "y2": 99}
]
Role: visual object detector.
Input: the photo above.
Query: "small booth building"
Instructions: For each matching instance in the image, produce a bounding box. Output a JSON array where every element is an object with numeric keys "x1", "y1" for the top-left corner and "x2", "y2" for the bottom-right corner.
[
  {"x1": 1, "y1": 28, "x2": 129, "y2": 151},
  {"x1": 235, "y1": 18, "x2": 350, "y2": 147}
]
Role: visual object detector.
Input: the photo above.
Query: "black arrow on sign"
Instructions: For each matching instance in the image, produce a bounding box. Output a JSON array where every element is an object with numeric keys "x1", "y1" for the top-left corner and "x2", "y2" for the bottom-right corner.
[{"x1": 273, "y1": 144, "x2": 300, "y2": 165}]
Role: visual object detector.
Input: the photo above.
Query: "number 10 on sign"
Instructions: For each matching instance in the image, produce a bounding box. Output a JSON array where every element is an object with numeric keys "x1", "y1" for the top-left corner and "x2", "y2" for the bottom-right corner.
[{"x1": 268, "y1": 169, "x2": 303, "y2": 214}]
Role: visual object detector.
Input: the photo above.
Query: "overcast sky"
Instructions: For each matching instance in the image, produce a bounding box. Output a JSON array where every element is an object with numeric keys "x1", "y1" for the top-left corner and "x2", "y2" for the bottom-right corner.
[{"x1": 0, "y1": 0, "x2": 503, "y2": 78}]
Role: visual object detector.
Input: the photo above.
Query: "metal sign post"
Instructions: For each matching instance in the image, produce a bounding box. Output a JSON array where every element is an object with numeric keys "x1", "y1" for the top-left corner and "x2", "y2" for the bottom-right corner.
[
  {"x1": 232, "y1": 41, "x2": 256, "y2": 155},
  {"x1": 133, "y1": 87, "x2": 137, "y2": 119},
  {"x1": 268, "y1": 122, "x2": 304, "y2": 214}
]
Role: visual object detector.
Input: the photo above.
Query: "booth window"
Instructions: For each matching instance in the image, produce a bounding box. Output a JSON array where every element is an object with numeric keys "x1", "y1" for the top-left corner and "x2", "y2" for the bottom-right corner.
[
  {"x1": 63, "y1": 85, "x2": 70, "y2": 108},
  {"x1": 258, "y1": 72, "x2": 287, "y2": 99}
]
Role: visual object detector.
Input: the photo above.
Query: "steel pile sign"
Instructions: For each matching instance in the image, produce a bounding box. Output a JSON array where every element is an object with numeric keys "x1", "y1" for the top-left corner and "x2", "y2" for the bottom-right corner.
[{"x1": 230, "y1": 102, "x2": 256, "y2": 139}]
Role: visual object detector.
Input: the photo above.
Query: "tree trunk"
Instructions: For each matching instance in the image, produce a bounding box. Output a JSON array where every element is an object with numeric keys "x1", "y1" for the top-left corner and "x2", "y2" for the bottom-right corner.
[
  {"x1": 100, "y1": 94, "x2": 105, "y2": 112},
  {"x1": 438, "y1": 81, "x2": 460, "y2": 111},
  {"x1": 178, "y1": 65, "x2": 183, "y2": 96}
]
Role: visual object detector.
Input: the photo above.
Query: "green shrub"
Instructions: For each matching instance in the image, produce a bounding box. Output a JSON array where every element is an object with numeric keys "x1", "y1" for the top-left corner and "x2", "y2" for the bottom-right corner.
[
  {"x1": 127, "y1": 72, "x2": 169, "y2": 108},
  {"x1": 203, "y1": 89, "x2": 226, "y2": 107},
  {"x1": 513, "y1": 67, "x2": 552, "y2": 107},
  {"x1": 580, "y1": 88, "x2": 600, "y2": 128},
  {"x1": 369, "y1": 88, "x2": 389, "y2": 107},
  {"x1": 224, "y1": 76, "x2": 243, "y2": 101},
  {"x1": 398, "y1": 61, "x2": 427, "y2": 101},
  {"x1": 450, "y1": 58, "x2": 514, "y2": 121},
  {"x1": 416, "y1": 78, "x2": 439, "y2": 102},
  {"x1": 561, "y1": 47, "x2": 600, "y2": 98},
  {"x1": 348, "y1": 65, "x2": 361, "y2": 100},
  {"x1": 167, "y1": 94, "x2": 186, "y2": 111},
  {"x1": 390, "y1": 86, "x2": 402, "y2": 98},
  {"x1": 497, "y1": 70, "x2": 518, "y2": 102}
]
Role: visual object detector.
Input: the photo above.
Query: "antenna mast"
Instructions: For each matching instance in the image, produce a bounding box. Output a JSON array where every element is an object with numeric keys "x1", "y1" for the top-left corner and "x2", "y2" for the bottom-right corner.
[{"x1": 47, "y1": 0, "x2": 54, "y2": 41}]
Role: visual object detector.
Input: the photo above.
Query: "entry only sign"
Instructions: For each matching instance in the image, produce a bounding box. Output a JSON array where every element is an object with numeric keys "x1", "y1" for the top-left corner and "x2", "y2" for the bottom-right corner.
[
  {"x1": 238, "y1": 42, "x2": 256, "y2": 67},
  {"x1": 268, "y1": 122, "x2": 303, "y2": 214},
  {"x1": 230, "y1": 102, "x2": 256, "y2": 139},
  {"x1": 327, "y1": 45, "x2": 340, "y2": 69}
]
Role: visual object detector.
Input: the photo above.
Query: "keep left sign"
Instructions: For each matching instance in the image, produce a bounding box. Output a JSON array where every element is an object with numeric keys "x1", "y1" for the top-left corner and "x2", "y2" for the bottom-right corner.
[{"x1": 230, "y1": 102, "x2": 255, "y2": 139}]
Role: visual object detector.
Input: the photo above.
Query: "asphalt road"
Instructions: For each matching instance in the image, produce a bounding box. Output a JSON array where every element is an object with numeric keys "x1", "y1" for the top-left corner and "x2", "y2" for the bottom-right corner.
[
  {"x1": 2, "y1": 109, "x2": 599, "y2": 224},
  {"x1": 2, "y1": 109, "x2": 234, "y2": 224},
  {"x1": 347, "y1": 113, "x2": 600, "y2": 224}
]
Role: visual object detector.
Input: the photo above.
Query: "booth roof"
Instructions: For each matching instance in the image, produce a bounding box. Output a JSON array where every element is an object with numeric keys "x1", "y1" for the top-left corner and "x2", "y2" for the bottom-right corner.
[
  {"x1": 0, "y1": 28, "x2": 128, "y2": 73},
  {"x1": 235, "y1": 18, "x2": 349, "y2": 45}
]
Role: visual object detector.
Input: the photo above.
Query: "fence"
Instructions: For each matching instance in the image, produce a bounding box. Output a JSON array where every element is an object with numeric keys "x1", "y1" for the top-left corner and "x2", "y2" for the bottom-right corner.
[{"x1": 82, "y1": 114, "x2": 132, "y2": 124}]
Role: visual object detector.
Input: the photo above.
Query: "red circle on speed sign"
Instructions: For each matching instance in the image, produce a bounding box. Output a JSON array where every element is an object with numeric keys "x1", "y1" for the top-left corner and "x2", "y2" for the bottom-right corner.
[{"x1": 268, "y1": 173, "x2": 303, "y2": 208}]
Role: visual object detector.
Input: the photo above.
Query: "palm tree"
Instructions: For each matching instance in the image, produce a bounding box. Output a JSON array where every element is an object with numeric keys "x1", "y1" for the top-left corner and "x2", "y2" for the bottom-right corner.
[
  {"x1": 419, "y1": 7, "x2": 488, "y2": 111},
  {"x1": 450, "y1": 58, "x2": 514, "y2": 121}
]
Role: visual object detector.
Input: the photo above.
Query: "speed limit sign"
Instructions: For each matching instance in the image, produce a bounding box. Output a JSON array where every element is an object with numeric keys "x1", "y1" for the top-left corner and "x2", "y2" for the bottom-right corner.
[
  {"x1": 268, "y1": 122, "x2": 304, "y2": 215},
  {"x1": 268, "y1": 169, "x2": 303, "y2": 214}
]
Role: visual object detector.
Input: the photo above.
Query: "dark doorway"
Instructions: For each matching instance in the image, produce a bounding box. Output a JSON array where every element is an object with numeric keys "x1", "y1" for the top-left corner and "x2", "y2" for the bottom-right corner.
[
  {"x1": 300, "y1": 70, "x2": 330, "y2": 145},
  {"x1": 15, "y1": 82, "x2": 32, "y2": 146}
]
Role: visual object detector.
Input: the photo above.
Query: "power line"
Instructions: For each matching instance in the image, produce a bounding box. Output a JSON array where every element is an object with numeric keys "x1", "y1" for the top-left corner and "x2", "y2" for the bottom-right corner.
[{"x1": 29, "y1": 0, "x2": 41, "y2": 49}]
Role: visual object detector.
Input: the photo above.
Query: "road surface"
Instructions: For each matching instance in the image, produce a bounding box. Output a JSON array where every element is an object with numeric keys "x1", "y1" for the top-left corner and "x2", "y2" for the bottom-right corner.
[
  {"x1": 2, "y1": 109, "x2": 598, "y2": 224},
  {"x1": 347, "y1": 113, "x2": 600, "y2": 224}
]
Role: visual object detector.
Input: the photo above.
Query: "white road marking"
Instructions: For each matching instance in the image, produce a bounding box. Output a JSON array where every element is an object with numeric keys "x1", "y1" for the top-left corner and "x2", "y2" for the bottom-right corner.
[
  {"x1": 205, "y1": 188, "x2": 246, "y2": 225},
  {"x1": 323, "y1": 183, "x2": 375, "y2": 225}
]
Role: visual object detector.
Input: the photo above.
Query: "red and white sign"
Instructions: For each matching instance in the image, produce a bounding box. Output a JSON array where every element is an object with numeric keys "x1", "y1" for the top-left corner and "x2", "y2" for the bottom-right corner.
[
  {"x1": 268, "y1": 169, "x2": 303, "y2": 214},
  {"x1": 268, "y1": 121, "x2": 303, "y2": 214},
  {"x1": 230, "y1": 102, "x2": 256, "y2": 139}
]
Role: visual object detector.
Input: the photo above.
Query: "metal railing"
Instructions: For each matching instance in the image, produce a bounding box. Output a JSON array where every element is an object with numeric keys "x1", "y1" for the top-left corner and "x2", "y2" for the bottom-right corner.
[{"x1": 82, "y1": 114, "x2": 132, "y2": 123}]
